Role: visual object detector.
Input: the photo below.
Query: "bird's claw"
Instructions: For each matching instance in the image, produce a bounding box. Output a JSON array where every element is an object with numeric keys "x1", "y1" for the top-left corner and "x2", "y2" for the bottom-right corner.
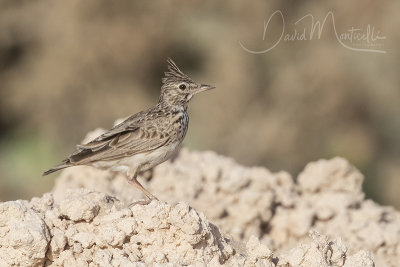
[{"x1": 128, "y1": 198, "x2": 157, "y2": 207}]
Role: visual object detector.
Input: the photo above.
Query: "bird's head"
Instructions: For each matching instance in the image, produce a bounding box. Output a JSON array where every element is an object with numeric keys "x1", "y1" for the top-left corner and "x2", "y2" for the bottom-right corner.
[{"x1": 159, "y1": 58, "x2": 215, "y2": 107}]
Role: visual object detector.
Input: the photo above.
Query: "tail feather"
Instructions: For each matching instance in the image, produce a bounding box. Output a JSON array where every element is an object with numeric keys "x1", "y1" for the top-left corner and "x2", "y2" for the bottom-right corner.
[{"x1": 42, "y1": 161, "x2": 71, "y2": 176}]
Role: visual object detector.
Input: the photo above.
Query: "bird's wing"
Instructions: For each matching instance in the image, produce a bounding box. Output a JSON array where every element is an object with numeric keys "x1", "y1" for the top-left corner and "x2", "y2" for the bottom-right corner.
[{"x1": 67, "y1": 113, "x2": 171, "y2": 164}]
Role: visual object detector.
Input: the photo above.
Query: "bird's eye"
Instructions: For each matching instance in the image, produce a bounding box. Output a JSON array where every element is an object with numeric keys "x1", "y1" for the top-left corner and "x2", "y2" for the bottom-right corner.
[{"x1": 179, "y1": 84, "x2": 186, "y2": 90}]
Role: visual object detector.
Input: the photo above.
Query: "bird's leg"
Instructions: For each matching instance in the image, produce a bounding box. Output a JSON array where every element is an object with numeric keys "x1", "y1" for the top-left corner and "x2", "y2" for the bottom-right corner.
[{"x1": 128, "y1": 172, "x2": 158, "y2": 206}]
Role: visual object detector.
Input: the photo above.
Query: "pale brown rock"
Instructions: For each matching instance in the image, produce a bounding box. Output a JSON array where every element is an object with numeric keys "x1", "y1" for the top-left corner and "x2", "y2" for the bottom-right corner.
[
  {"x1": 0, "y1": 201, "x2": 50, "y2": 267},
  {"x1": 1, "y1": 128, "x2": 398, "y2": 265}
]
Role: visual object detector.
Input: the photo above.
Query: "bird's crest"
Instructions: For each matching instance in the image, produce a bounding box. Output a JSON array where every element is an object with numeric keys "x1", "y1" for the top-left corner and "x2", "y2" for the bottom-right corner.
[{"x1": 162, "y1": 58, "x2": 194, "y2": 85}]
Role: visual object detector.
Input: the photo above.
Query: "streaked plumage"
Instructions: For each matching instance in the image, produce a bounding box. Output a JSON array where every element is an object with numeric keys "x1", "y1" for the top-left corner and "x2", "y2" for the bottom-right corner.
[{"x1": 43, "y1": 58, "x2": 214, "y2": 204}]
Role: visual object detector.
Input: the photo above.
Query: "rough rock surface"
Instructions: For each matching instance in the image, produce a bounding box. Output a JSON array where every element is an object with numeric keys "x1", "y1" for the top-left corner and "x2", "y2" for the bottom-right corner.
[
  {"x1": 1, "y1": 129, "x2": 399, "y2": 266},
  {"x1": 0, "y1": 190, "x2": 373, "y2": 267},
  {"x1": 0, "y1": 200, "x2": 50, "y2": 266}
]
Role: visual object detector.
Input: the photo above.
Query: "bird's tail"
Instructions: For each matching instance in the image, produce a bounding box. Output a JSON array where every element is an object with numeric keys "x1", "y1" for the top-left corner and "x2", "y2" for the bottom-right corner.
[{"x1": 42, "y1": 160, "x2": 71, "y2": 176}]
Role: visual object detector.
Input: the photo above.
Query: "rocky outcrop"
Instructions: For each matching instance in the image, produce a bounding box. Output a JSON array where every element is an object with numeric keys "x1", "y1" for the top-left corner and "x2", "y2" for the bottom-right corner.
[{"x1": 1, "y1": 131, "x2": 397, "y2": 266}]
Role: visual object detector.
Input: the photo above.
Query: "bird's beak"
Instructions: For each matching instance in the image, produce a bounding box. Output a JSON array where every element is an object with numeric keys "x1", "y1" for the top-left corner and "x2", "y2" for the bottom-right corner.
[{"x1": 196, "y1": 84, "x2": 215, "y2": 94}]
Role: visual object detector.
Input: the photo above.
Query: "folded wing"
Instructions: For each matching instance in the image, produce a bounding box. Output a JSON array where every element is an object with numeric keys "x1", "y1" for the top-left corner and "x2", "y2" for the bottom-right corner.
[{"x1": 69, "y1": 125, "x2": 170, "y2": 164}]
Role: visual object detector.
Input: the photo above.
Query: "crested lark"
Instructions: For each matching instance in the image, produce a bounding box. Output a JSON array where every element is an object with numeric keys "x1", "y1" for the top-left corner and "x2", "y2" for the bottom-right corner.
[{"x1": 43, "y1": 58, "x2": 215, "y2": 204}]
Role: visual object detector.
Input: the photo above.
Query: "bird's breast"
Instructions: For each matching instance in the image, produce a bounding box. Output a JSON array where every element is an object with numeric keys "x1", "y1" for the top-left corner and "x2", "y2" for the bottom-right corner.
[{"x1": 171, "y1": 111, "x2": 189, "y2": 140}]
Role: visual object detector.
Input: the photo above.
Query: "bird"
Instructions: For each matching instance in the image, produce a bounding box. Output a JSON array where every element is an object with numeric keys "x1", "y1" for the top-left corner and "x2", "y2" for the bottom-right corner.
[{"x1": 43, "y1": 58, "x2": 215, "y2": 205}]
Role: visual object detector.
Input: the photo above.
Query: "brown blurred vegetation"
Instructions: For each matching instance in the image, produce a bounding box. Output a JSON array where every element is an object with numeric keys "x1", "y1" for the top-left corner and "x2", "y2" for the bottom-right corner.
[{"x1": 0, "y1": 0, "x2": 399, "y2": 207}]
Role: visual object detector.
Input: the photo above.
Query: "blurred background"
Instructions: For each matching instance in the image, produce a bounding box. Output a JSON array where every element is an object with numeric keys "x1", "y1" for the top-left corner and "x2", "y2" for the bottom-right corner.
[{"x1": 0, "y1": 0, "x2": 399, "y2": 207}]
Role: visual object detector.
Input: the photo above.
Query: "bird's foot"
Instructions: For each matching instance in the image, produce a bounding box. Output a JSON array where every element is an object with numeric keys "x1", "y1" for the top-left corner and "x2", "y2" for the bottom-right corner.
[{"x1": 128, "y1": 198, "x2": 158, "y2": 207}]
